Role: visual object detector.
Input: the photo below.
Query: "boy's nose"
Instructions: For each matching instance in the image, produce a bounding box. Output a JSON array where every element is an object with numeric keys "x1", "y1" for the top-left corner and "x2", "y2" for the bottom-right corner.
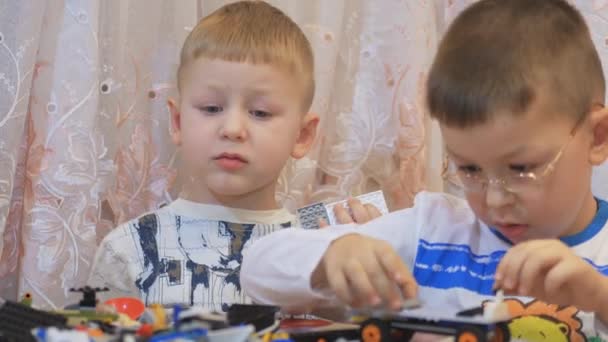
[
  {"x1": 220, "y1": 110, "x2": 248, "y2": 141},
  {"x1": 485, "y1": 182, "x2": 514, "y2": 209}
]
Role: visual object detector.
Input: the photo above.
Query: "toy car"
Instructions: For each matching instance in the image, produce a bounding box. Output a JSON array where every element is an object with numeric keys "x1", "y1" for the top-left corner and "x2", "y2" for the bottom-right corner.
[
  {"x1": 279, "y1": 317, "x2": 359, "y2": 342},
  {"x1": 355, "y1": 303, "x2": 510, "y2": 342}
]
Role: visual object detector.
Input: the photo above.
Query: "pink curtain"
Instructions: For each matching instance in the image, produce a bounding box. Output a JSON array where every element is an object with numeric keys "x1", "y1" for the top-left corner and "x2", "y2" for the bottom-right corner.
[{"x1": 1, "y1": 0, "x2": 606, "y2": 310}]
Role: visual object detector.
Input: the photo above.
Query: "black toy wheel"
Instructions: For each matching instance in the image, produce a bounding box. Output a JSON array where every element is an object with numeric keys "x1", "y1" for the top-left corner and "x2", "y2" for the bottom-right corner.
[
  {"x1": 456, "y1": 325, "x2": 485, "y2": 342},
  {"x1": 490, "y1": 323, "x2": 510, "y2": 342},
  {"x1": 360, "y1": 318, "x2": 392, "y2": 342}
]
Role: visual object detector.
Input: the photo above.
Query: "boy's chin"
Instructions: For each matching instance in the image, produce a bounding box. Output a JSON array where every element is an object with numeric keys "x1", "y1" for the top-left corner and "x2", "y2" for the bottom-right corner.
[{"x1": 208, "y1": 183, "x2": 271, "y2": 201}]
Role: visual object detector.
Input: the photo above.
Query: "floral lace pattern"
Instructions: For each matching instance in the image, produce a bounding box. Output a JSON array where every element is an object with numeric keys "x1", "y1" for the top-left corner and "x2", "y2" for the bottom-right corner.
[{"x1": 0, "y1": 0, "x2": 606, "y2": 309}]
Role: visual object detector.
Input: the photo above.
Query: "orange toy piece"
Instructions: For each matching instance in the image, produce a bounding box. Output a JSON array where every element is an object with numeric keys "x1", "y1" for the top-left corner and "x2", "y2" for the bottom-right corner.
[
  {"x1": 103, "y1": 297, "x2": 145, "y2": 320},
  {"x1": 137, "y1": 323, "x2": 155, "y2": 337}
]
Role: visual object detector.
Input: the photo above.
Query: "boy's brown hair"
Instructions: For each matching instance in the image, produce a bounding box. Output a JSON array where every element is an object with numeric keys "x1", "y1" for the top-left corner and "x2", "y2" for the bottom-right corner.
[
  {"x1": 177, "y1": 0, "x2": 315, "y2": 110},
  {"x1": 427, "y1": 0, "x2": 605, "y2": 128}
]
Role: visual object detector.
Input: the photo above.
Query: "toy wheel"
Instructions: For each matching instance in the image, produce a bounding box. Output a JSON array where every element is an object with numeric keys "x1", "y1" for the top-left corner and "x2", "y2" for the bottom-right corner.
[
  {"x1": 456, "y1": 326, "x2": 484, "y2": 342},
  {"x1": 360, "y1": 318, "x2": 392, "y2": 342},
  {"x1": 490, "y1": 323, "x2": 510, "y2": 342}
]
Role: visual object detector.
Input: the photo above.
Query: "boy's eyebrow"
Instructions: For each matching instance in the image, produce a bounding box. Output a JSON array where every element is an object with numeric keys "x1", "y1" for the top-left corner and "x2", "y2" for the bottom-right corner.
[
  {"x1": 444, "y1": 147, "x2": 471, "y2": 162},
  {"x1": 445, "y1": 145, "x2": 532, "y2": 162},
  {"x1": 201, "y1": 83, "x2": 226, "y2": 92},
  {"x1": 244, "y1": 87, "x2": 288, "y2": 102},
  {"x1": 187, "y1": 83, "x2": 226, "y2": 97},
  {"x1": 247, "y1": 88, "x2": 272, "y2": 96}
]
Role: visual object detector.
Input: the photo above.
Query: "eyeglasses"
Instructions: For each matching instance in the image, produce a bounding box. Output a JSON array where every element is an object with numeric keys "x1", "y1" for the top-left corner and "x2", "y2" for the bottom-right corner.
[{"x1": 442, "y1": 114, "x2": 586, "y2": 194}]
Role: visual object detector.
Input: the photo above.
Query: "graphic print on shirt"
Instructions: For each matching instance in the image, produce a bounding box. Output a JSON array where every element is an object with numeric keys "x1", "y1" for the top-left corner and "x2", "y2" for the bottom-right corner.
[
  {"x1": 414, "y1": 240, "x2": 608, "y2": 296},
  {"x1": 134, "y1": 214, "x2": 162, "y2": 298},
  {"x1": 413, "y1": 239, "x2": 506, "y2": 295},
  {"x1": 482, "y1": 298, "x2": 589, "y2": 342},
  {"x1": 178, "y1": 218, "x2": 256, "y2": 311},
  {"x1": 134, "y1": 213, "x2": 292, "y2": 311}
]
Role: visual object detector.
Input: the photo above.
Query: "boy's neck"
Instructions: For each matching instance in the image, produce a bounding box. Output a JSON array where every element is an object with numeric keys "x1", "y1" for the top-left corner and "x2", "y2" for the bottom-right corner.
[
  {"x1": 564, "y1": 192, "x2": 598, "y2": 237},
  {"x1": 178, "y1": 184, "x2": 281, "y2": 211}
]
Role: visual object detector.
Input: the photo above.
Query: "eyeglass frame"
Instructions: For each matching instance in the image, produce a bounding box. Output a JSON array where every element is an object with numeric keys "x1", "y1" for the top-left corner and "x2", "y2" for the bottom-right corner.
[{"x1": 441, "y1": 113, "x2": 588, "y2": 194}]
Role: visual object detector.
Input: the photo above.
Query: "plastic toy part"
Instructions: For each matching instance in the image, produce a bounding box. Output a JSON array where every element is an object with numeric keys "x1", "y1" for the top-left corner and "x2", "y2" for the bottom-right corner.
[
  {"x1": 20, "y1": 293, "x2": 33, "y2": 307},
  {"x1": 228, "y1": 304, "x2": 280, "y2": 332},
  {"x1": 483, "y1": 290, "x2": 511, "y2": 322},
  {"x1": 53, "y1": 309, "x2": 119, "y2": 326},
  {"x1": 32, "y1": 327, "x2": 90, "y2": 342},
  {"x1": 354, "y1": 303, "x2": 511, "y2": 342},
  {"x1": 148, "y1": 327, "x2": 207, "y2": 342},
  {"x1": 103, "y1": 297, "x2": 145, "y2": 320},
  {"x1": 149, "y1": 303, "x2": 168, "y2": 331},
  {"x1": 207, "y1": 325, "x2": 255, "y2": 342},
  {"x1": 68, "y1": 286, "x2": 109, "y2": 308},
  {"x1": 361, "y1": 319, "x2": 386, "y2": 342},
  {"x1": 0, "y1": 301, "x2": 67, "y2": 342},
  {"x1": 279, "y1": 318, "x2": 360, "y2": 342}
]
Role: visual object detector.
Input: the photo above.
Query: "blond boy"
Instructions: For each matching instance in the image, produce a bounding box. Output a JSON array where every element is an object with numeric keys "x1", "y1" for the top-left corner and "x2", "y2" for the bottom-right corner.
[{"x1": 89, "y1": 1, "x2": 320, "y2": 312}]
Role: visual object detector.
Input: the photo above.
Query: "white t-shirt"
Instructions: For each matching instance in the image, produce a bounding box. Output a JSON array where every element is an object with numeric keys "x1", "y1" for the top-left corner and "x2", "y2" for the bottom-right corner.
[
  {"x1": 88, "y1": 198, "x2": 296, "y2": 312},
  {"x1": 241, "y1": 191, "x2": 608, "y2": 341}
]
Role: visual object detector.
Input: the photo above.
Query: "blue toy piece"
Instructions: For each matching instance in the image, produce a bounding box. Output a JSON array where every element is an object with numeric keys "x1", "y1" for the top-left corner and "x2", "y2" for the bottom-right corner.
[{"x1": 148, "y1": 327, "x2": 208, "y2": 341}]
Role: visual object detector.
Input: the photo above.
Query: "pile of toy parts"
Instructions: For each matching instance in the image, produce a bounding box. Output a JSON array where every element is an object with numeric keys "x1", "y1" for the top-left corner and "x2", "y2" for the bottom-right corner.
[{"x1": 0, "y1": 287, "x2": 360, "y2": 342}]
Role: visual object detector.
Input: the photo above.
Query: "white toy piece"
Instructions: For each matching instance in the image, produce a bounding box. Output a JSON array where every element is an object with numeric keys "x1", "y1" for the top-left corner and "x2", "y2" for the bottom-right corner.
[
  {"x1": 483, "y1": 290, "x2": 511, "y2": 322},
  {"x1": 32, "y1": 327, "x2": 90, "y2": 342},
  {"x1": 206, "y1": 324, "x2": 255, "y2": 342},
  {"x1": 297, "y1": 190, "x2": 389, "y2": 229},
  {"x1": 325, "y1": 190, "x2": 389, "y2": 225}
]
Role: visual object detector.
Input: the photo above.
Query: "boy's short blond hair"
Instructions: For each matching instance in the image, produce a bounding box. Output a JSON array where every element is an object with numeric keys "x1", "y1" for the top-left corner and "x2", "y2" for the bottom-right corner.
[
  {"x1": 427, "y1": 0, "x2": 605, "y2": 128},
  {"x1": 177, "y1": 0, "x2": 315, "y2": 111}
]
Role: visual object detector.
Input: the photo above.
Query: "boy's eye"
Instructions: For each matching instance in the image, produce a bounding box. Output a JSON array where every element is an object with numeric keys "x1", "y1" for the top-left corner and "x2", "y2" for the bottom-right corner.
[
  {"x1": 509, "y1": 164, "x2": 536, "y2": 174},
  {"x1": 457, "y1": 165, "x2": 481, "y2": 175},
  {"x1": 250, "y1": 110, "x2": 271, "y2": 119},
  {"x1": 199, "y1": 105, "x2": 223, "y2": 114}
]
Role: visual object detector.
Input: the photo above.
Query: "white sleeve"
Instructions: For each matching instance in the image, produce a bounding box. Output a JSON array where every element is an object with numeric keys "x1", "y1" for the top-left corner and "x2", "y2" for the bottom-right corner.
[
  {"x1": 240, "y1": 202, "x2": 422, "y2": 311},
  {"x1": 594, "y1": 314, "x2": 608, "y2": 339},
  {"x1": 87, "y1": 225, "x2": 141, "y2": 302}
]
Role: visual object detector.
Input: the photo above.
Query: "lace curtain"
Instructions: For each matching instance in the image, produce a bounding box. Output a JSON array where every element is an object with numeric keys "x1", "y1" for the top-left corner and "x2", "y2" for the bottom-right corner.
[{"x1": 0, "y1": 0, "x2": 606, "y2": 310}]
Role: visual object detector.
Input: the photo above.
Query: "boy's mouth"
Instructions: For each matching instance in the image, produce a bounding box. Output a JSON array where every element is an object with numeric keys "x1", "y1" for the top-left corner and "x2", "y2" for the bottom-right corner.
[
  {"x1": 214, "y1": 153, "x2": 248, "y2": 171},
  {"x1": 494, "y1": 223, "x2": 528, "y2": 242}
]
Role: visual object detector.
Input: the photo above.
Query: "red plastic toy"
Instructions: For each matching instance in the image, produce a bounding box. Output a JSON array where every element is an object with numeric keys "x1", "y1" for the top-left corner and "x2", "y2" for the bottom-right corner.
[{"x1": 103, "y1": 297, "x2": 145, "y2": 320}]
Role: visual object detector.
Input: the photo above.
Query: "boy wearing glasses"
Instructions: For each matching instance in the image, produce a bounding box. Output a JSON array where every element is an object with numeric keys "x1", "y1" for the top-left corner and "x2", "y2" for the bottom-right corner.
[{"x1": 241, "y1": 0, "x2": 608, "y2": 338}]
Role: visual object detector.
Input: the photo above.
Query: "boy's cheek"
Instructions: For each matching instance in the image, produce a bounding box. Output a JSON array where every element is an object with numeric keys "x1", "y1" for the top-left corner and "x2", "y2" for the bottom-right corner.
[{"x1": 464, "y1": 193, "x2": 486, "y2": 215}]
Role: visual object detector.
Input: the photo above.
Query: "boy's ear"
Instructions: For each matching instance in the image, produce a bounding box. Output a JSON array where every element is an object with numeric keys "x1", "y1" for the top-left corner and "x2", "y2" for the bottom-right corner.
[
  {"x1": 291, "y1": 112, "x2": 320, "y2": 159},
  {"x1": 589, "y1": 104, "x2": 608, "y2": 165},
  {"x1": 168, "y1": 98, "x2": 182, "y2": 146}
]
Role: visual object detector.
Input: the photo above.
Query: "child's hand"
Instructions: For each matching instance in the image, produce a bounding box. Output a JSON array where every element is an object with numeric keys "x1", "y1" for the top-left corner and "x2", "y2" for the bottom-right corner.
[
  {"x1": 319, "y1": 198, "x2": 382, "y2": 227},
  {"x1": 494, "y1": 239, "x2": 608, "y2": 313},
  {"x1": 310, "y1": 233, "x2": 418, "y2": 310}
]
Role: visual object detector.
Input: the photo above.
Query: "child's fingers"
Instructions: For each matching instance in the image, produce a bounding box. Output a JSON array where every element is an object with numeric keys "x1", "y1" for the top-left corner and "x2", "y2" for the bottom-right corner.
[
  {"x1": 334, "y1": 204, "x2": 354, "y2": 224},
  {"x1": 326, "y1": 268, "x2": 354, "y2": 305},
  {"x1": 544, "y1": 258, "x2": 584, "y2": 301},
  {"x1": 397, "y1": 272, "x2": 418, "y2": 300},
  {"x1": 495, "y1": 246, "x2": 528, "y2": 291},
  {"x1": 518, "y1": 249, "x2": 561, "y2": 296},
  {"x1": 347, "y1": 198, "x2": 369, "y2": 224},
  {"x1": 362, "y1": 257, "x2": 403, "y2": 309},
  {"x1": 343, "y1": 261, "x2": 379, "y2": 307},
  {"x1": 376, "y1": 245, "x2": 418, "y2": 303},
  {"x1": 318, "y1": 218, "x2": 329, "y2": 228},
  {"x1": 333, "y1": 198, "x2": 383, "y2": 225},
  {"x1": 495, "y1": 241, "x2": 565, "y2": 294},
  {"x1": 518, "y1": 262, "x2": 550, "y2": 298},
  {"x1": 364, "y1": 203, "x2": 382, "y2": 220}
]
